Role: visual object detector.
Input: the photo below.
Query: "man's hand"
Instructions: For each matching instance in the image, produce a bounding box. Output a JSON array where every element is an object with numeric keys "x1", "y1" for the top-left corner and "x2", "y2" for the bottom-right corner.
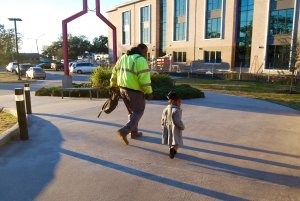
[{"x1": 145, "y1": 93, "x2": 154, "y2": 100}]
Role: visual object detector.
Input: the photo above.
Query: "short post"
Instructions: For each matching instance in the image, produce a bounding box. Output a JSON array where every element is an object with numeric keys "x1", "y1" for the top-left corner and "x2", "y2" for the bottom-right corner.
[
  {"x1": 24, "y1": 83, "x2": 32, "y2": 114},
  {"x1": 15, "y1": 88, "x2": 28, "y2": 140}
]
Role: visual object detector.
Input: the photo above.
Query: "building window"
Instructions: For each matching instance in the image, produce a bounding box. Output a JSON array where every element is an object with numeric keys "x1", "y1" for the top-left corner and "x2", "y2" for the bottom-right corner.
[
  {"x1": 122, "y1": 11, "x2": 130, "y2": 45},
  {"x1": 141, "y1": 5, "x2": 151, "y2": 44},
  {"x1": 174, "y1": 0, "x2": 187, "y2": 41},
  {"x1": 235, "y1": 0, "x2": 254, "y2": 68},
  {"x1": 173, "y1": 51, "x2": 187, "y2": 62},
  {"x1": 204, "y1": 51, "x2": 221, "y2": 63},
  {"x1": 269, "y1": 9, "x2": 294, "y2": 35},
  {"x1": 205, "y1": 0, "x2": 222, "y2": 39},
  {"x1": 206, "y1": 18, "x2": 221, "y2": 39},
  {"x1": 266, "y1": 45, "x2": 290, "y2": 70},
  {"x1": 159, "y1": 0, "x2": 167, "y2": 56},
  {"x1": 207, "y1": 0, "x2": 222, "y2": 11}
]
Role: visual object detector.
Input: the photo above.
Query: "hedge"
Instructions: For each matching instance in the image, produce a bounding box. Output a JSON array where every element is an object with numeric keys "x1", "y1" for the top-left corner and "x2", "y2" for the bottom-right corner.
[{"x1": 35, "y1": 71, "x2": 204, "y2": 99}]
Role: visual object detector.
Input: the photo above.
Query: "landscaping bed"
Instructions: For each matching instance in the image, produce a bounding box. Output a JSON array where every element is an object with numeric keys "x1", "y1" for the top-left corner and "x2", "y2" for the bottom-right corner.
[
  {"x1": 175, "y1": 77, "x2": 300, "y2": 111},
  {"x1": 0, "y1": 110, "x2": 17, "y2": 135},
  {"x1": 35, "y1": 69, "x2": 205, "y2": 100}
]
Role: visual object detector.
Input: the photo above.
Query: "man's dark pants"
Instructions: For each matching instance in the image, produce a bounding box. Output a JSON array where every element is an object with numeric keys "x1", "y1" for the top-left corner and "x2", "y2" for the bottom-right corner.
[{"x1": 119, "y1": 88, "x2": 145, "y2": 135}]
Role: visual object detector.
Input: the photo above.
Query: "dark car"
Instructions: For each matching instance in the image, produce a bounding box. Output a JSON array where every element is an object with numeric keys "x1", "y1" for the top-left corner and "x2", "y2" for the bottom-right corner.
[
  {"x1": 36, "y1": 63, "x2": 50, "y2": 69},
  {"x1": 16, "y1": 63, "x2": 32, "y2": 75}
]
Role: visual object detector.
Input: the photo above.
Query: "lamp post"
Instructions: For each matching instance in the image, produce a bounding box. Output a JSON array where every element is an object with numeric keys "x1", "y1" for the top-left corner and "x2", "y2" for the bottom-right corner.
[
  {"x1": 9, "y1": 18, "x2": 22, "y2": 80},
  {"x1": 28, "y1": 34, "x2": 45, "y2": 54}
]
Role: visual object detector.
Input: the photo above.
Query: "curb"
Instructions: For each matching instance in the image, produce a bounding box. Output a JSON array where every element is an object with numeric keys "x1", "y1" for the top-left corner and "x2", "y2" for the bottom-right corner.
[{"x1": 0, "y1": 108, "x2": 19, "y2": 148}]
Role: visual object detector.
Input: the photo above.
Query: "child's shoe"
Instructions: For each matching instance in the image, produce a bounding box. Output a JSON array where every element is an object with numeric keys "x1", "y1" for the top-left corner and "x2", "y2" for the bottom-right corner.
[{"x1": 169, "y1": 148, "x2": 176, "y2": 159}]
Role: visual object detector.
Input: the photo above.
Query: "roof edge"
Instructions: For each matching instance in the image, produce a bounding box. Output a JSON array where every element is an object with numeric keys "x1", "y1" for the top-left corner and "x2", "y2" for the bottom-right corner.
[{"x1": 106, "y1": 0, "x2": 145, "y2": 13}]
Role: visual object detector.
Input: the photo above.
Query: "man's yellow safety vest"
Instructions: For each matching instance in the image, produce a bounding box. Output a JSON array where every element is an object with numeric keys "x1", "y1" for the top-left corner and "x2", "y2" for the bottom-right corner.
[{"x1": 110, "y1": 54, "x2": 153, "y2": 94}]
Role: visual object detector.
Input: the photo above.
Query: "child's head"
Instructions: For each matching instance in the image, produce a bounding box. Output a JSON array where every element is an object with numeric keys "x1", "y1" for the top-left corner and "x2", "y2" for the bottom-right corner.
[{"x1": 167, "y1": 92, "x2": 182, "y2": 107}]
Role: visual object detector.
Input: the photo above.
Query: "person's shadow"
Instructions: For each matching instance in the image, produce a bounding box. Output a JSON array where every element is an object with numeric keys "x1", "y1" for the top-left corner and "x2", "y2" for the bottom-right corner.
[{"x1": 0, "y1": 115, "x2": 63, "y2": 201}]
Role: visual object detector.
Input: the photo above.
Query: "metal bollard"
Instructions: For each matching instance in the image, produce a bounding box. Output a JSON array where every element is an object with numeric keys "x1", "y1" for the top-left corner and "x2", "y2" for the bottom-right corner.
[
  {"x1": 24, "y1": 83, "x2": 32, "y2": 114},
  {"x1": 15, "y1": 88, "x2": 29, "y2": 140}
]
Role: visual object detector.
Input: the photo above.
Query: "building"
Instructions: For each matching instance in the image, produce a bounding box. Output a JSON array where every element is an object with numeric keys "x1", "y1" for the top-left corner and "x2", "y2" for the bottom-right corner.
[{"x1": 107, "y1": 0, "x2": 299, "y2": 74}]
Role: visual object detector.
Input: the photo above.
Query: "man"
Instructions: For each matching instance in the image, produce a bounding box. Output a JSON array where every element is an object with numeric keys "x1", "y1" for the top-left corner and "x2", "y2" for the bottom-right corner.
[{"x1": 110, "y1": 44, "x2": 153, "y2": 145}]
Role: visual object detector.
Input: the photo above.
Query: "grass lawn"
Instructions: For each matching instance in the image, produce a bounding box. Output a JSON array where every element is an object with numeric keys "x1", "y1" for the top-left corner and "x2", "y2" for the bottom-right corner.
[
  {"x1": 176, "y1": 78, "x2": 300, "y2": 111},
  {"x1": 0, "y1": 111, "x2": 17, "y2": 135},
  {"x1": 0, "y1": 71, "x2": 35, "y2": 83}
]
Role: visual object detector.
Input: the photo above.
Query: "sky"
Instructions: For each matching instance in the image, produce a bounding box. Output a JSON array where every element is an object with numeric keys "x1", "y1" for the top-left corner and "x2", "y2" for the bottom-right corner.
[{"x1": 0, "y1": 0, "x2": 125, "y2": 53}]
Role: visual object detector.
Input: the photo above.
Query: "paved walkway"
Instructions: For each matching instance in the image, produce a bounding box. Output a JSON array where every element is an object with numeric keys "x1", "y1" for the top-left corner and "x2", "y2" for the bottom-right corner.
[{"x1": 0, "y1": 92, "x2": 300, "y2": 201}]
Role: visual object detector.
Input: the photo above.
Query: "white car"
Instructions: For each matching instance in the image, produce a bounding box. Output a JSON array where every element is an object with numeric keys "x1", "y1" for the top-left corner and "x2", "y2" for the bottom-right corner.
[
  {"x1": 70, "y1": 62, "x2": 97, "y2": 74},
  {"x1": 5, "y1": 62, "x2": 18, "y2": 72},
  {"x1": 25, "y1": 67, "x2": 46, "y2": 79}
]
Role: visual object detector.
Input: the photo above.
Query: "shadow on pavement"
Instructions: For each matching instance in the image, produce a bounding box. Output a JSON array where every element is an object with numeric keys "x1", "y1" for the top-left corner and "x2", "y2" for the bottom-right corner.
[
  {"x1": 60, "y1": 148, "x2": 248, "y2": 201},
  {"x1": 0, "y1": 115, "x2": 63, "y2": 201},
  {"x1": 31, "y1": 113, "x2": 300, "y2": 187},
  {"x1": 132, "y1": 139, "x2": 300, "y2": 188}
]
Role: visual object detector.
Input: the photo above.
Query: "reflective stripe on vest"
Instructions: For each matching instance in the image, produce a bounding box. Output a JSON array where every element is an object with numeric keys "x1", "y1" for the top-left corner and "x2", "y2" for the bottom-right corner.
[{"x1": 119, "y1": 55, "x2": 148, "y2": 75}]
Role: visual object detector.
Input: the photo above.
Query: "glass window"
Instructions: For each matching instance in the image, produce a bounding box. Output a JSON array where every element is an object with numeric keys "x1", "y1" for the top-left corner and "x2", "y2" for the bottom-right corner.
[
  {"x1": 235, "y1": 0, "x2": 254, "y2": 67},
  {"x1": 159, "y1": 0, "x2": 167, "y2": 56},
  {"x1": 141, "y1": 6, "x2": 151, "y2": 44},
  {"x1": 266, "y1": 45, "x2": 290, "y2": 70},
  {"x1": 174, "y1": 0, "x2": 187, "y2": 41},
  {"x1": 173, "y1": 51, "x2": 187, "y2": 62},
  {"x1": 122, "y1": 11, "x2": 130, "y2": 45},
  {"x1": 204, "y1": 51, "x2": 221, "y2": 63},
  {"x1": 207, "y1": 0, "x2": 222, "y2": 11},
  {"x1": 206, "y1": 18, "x2": 221, "y2": 39},
  {"x1": 269, "y1": 8, "x2": 294, "y2": 35}
]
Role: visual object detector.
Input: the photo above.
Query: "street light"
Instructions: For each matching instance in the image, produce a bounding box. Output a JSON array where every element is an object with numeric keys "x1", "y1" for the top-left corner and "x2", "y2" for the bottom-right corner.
[
  {"x1": 8, "y1": 18, "x2": 22, "y2": 80},
  {"x1": 28, "y1": 33, "x2": 45, "y2": 54}
]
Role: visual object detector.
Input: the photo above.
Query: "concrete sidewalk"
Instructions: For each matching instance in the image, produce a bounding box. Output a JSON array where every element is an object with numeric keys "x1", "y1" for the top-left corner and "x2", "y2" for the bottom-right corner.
[{"x1": 0, "y1": 92, "x2": 300, "y2": 201}]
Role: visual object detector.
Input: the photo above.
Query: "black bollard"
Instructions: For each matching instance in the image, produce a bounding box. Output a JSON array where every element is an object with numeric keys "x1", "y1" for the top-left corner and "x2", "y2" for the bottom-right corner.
[
  {"x1": 24, "y1": 83, "x2": 32, "y2": 114},
  {"x1": 15, "y1": 88, "x2": 28, "y2": 140}
]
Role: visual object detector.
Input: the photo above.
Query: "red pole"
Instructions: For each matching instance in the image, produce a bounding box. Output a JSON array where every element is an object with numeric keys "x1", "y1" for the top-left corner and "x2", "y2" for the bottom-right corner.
[
  {"x1": 62, "y1": 0, "x2": 88, "y2": 75},
  {"x1": 95, "y1": 0, "x2": 117, "y2": 63}
]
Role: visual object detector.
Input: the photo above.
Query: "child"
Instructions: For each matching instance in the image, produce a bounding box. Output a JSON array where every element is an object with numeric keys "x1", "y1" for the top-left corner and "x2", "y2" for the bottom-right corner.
[{"x1": 161, "y1": 92, "x2": 185, "y2": 159}]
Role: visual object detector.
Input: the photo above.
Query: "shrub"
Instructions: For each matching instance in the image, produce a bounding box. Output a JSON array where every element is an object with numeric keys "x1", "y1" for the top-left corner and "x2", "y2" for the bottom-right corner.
[
  {"x1": 35, "y1": 73, "x2": 205, "y2": 100},
  {"x1": 90, "y1": 68, "x2": 112, "y2": 88},
  {"x1": 151, "y1": 74, "x2": 174, "y2": 89},
  {"x1": 35, "y1": 87, "x2": 52, "y2": 96},
  {"x1": 153, "y1": 84, "x2": 204, "y2": 100}
]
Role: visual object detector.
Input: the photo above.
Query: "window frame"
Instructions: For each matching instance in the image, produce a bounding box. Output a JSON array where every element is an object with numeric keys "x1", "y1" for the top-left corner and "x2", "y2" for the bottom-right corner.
[
  {"x1": 122, "y1": 10, "x2": 131, "y2": 45},
  {"x1": 140, "y1": 4, "x2": 151, "y2": 44},
  {"x1": 204, "y1": 51, "x2": 222, "y2": 64},
  {"x1": 203, "y1": 0, "x2": 224, "y2": 40},
  {"x1": 173, "y1": 51, "x2": 187, "y2": 62},
  {"x1": 172, "y1": 0, "x2": 189, "y2": 42}
]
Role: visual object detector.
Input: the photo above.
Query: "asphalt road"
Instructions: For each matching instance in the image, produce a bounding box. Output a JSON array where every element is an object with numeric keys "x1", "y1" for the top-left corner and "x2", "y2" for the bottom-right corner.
[{"x1": 0, "y1": 70, "x2": 90, "y2": 96}]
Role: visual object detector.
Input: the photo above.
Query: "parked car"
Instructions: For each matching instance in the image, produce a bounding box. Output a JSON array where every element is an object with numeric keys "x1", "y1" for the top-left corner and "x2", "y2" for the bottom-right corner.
[
  {"x1": 5, "y1": 62, "x2": 18, "y2": 72},
  {"x1": 51, "y1": 61, "x2": 64, "y2": 71},
  {"x1": 25, "y1": 67, "x2": 46, "y2": 80},
  {"x1": 16, "y1": 63, "x2": 32, "y2": 75},
  {"x1": 36, "y1": 63, "x2": 50, "y2": 69},
  {"x1": 69, "y1": 62, "x2": 97, "y2": 74}
]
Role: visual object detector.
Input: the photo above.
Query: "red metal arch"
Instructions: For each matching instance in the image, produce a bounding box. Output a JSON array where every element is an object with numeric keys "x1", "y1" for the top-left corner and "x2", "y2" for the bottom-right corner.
[{"x1": 62, "y1": 0, "x2": 117, "y2": 75}]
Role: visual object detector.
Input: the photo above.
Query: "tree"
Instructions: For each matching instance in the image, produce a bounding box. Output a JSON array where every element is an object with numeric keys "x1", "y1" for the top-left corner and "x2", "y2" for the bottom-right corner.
[
  {"x1": 42, "y1": 34, "x2": 92, "y2": 61},
  {"x1": 42, "y1": 37, "x2": 63, "y2": 60},
  {"x1": 91, "y1": 35, "x2": 108, "y2": 53},
  {"x1": 0, "y1": 24, "x2": 22, "y2": 66},
  {"x1": 68, "y1": 35, "x2": 92, "y2": 60}
]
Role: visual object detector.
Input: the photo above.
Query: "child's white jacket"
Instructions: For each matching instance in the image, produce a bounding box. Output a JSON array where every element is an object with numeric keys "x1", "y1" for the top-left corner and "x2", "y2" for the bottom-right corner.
[{"x1": 161, "y1": 104, "x2": 185, "y2": 146}]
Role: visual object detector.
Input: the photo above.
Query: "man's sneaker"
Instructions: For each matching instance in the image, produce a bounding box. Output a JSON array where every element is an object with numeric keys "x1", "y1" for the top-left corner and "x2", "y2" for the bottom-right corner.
[
  {"x1": 169, "y1": 148, "x2": 176, "y2": 159},
  {"x1": 117, "y1": 130, "x2": 129, "y2": 145},
  {"x1": 130, "y1": 132, "x2": 143, "y2": 139}
]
